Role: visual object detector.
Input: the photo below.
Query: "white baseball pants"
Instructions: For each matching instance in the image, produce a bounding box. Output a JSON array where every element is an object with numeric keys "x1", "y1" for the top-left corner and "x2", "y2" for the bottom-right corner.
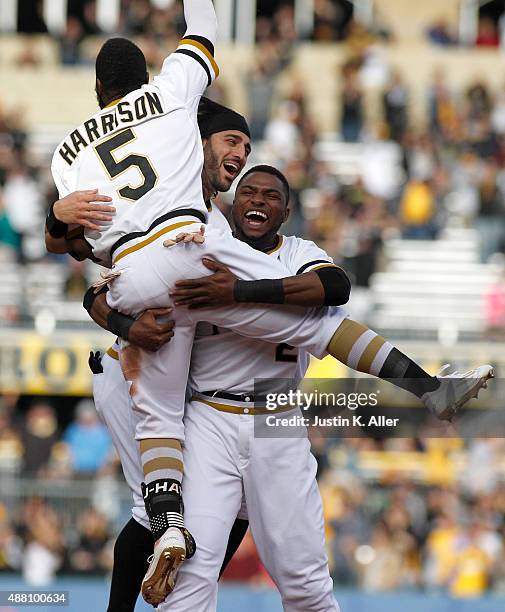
[{"x1": 159, "y1": 399, "x2": 340, "y2": 612}]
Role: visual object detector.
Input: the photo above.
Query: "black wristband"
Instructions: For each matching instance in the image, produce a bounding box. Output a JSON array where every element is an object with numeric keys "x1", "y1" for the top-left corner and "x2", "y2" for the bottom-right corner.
[
  {"x1": 83, "y1": 284, "x2": 108, "y2": 314},
  {"x1": 233, "y1": 279, "x2": 285, "y2": 304},
  {"x1": 46, "y1": 202, "x2": 68, "y2": 238},
  {"x1": 107, "y1": 310, "x2": 135, "y2": 341}
]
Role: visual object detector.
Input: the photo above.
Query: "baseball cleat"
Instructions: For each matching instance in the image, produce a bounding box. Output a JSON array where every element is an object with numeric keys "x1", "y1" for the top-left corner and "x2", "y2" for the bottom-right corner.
[
  {"x1": 422, "y1": 364, "x2": 494, "y2": 421},
  {"x1": 141, "y1": 527, "x2": 186, "y2": 607}
]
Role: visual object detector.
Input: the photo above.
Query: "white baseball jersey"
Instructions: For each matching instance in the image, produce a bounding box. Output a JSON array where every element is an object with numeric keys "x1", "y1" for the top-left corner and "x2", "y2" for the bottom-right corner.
[
  {"x1": 106, "y1": 200, "x2": 230, "y2": 357},
  {"x1": 204, "y1": 200, "x2": 231, "y2": 233},
  {"x1": 189, "y1": 234, "x2": 340, "y2": 394},
  {"x1": 51, "y1": 40, "x2": 219, "y2": 267}
]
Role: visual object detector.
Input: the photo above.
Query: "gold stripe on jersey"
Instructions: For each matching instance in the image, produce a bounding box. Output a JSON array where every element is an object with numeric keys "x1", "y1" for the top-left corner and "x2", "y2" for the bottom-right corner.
[
  {"x1": 107, "y1": 347, "x2": 119, "y2": 360},
  {"x1": 310, "y1": 263, "x2": 339, "y2": 272},
  {"x1": 178, "y1": 38, "x2": 220, "y2": 77},
  {"x1": 105, "y1": 98, "x2": 123, "y2": 108},
  {"x1": 265, "y1": 235, "x2": 283, "y2": 255},
  {"x1": 193, "y1": 397, "x2": 294, "y2": 416},
  {"x1": 113, "y1": 220, "x2": 195, "y2": 264}
]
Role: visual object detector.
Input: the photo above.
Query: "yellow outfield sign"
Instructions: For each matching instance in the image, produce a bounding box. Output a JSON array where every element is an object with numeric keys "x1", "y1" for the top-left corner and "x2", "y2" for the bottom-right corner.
[{"x1": 0, "y1": 330, "x2": 113, "y2": 395}]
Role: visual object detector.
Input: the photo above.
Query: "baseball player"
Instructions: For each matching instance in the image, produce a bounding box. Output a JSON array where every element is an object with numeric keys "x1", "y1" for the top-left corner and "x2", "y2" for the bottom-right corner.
[
  {"x1": 47, "y1": 1, "x2": 493, "y2": 601},
  {"x1": 88, "y1": 166, "x2": 493, "y2": 611},
  {"x1": 47, "y1": 2, "x2": 353, "y2": 601},
  {"x1": 51, "y1": 99, "x2": 256, "y2": 611},
  {"x1": 45, "y1": 1, "x2": 371, "y2": 601}
]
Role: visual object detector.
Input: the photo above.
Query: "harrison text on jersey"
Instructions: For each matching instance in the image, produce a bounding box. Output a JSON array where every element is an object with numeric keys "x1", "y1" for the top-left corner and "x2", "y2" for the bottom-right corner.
[{"x1": 58, "y1": 92, "x2": 164, "y2": 167}]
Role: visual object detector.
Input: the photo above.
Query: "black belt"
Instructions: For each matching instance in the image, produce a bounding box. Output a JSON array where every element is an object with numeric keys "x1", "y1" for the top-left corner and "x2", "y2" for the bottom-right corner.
[
  {"x1": 199, "y1": 390, "x2": 265, "y2": 404},
  {"x1": 110, "y1": 207, "x2": 207, "y2": 260}
]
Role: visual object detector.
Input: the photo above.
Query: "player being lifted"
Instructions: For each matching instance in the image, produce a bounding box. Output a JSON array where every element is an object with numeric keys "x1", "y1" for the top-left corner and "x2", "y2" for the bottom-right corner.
[{"x1": 47, "y1": 1, "x2": 493, "y2": 605}]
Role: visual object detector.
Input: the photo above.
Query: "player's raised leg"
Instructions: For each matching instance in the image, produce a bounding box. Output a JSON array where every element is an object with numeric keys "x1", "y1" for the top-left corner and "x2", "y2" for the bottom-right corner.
[{"x1": 327, "y1": 319, "x2": 494, "y2": 420}]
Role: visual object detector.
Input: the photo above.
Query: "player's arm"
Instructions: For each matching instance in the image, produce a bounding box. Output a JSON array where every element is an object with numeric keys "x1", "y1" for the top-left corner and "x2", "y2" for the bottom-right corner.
[
  {"x1": 155, "y1": 0, "x2": 219, "y2": 102},
  {"x1": 83, "y1": 287, "x2": 175, "y2": 352},
  {"x1": 171, "y1": 259, "x2": 351, "y2": 309},
  {"x1": 45, "y1": 190, "x2": 115, "y2": 257}
]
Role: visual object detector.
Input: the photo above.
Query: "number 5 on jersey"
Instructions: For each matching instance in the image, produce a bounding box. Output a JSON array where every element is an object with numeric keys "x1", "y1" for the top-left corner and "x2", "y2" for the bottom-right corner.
[{"x1": 95, "y1": 128, "x2": 158, "y2": 201}]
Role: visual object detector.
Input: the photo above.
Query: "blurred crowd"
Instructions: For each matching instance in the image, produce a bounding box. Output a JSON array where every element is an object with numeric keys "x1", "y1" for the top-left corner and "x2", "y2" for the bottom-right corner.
[
  {"x1": 0, "y1": 396, "x2": 116, "y2": 583},
  {"x1": 1, "y1": 393, "x2": 504, "y2": 597},
  {"x1": 224, "y1": 439, "x2": 505, "y2": 598},
  {"x1": 3, "y1": 57, "x2": 505, "y2": 278},
  {"x1": 2, "y1": 4, "x2": 505, "y2": 302},
  {"x1": 319, "y1": 438, "x2": 505, "y2": 597},
  {"x1": 15, "y1": 1, "x2": 505, "y2": 67}
]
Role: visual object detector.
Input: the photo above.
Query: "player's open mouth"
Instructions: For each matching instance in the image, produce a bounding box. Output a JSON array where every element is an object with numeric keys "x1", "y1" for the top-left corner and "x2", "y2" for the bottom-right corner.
[
  {"x1": 244, "y1": 209, "x2": 269, "y2": 228},
  {"x1": 223, "y1": 161, "x2": 240, "y2": 179}
]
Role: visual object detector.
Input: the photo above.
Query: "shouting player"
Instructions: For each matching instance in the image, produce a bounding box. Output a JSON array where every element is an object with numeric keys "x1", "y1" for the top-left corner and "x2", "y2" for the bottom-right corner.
[{"x1": 88, "y1": 166, "x2": 493, "y2": 612}]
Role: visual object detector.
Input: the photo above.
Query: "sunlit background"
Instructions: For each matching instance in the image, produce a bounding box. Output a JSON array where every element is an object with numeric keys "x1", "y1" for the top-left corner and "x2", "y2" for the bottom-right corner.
[{"x1": 1, "y1": 1, "x2": 505, "y2": 610}]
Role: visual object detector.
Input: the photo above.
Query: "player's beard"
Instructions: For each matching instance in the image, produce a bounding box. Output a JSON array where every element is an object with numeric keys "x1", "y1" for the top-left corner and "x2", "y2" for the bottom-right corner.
[{"x1": 203, "y1": 145, "x2": 231, "y2": 193}]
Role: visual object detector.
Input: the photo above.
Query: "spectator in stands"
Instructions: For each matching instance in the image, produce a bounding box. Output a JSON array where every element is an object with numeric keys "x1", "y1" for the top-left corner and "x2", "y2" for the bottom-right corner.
[
  {"x1": 399, "y1": 178, "x2": 437, "y2": 240},
  {"x1": 121, "y1": 0, "x2": 153, "y2": 36},
  {"x1": 484, "y1": 269, "x2": 505, "y2": 338},
  {"x1": 404, "y1": 133, "x2": 437, "y2": 182},
  {"x1": 15, "y1": 39, "x2": 42, "y2": 68},
  {"x1": 58, "y1": 17, "x2": 85, "y2": 66},
  {"x1": 341, "y1": 192, "x2": 389, "y2": 286},
  {"x1": 313, "y1": 0, "x2": 353, "y2": 42},
  {"x1": 360, "y1": 523, "x2": 404, "y2": 591},
  {"x1": 491, "y1": 84, "x2": 505, "y2": 135},
  {"x1": 449, "y1": 522, "x2": 493, "y2": 597},
  {"x1": 63, "y1": 259, "x2": 89, "y2": 300},
  {"x1": 63, "y1": 400, "x2": 111, "y2": 476},
  {"x1": 20, "y1": 401, "x2": 60, "y2": 476},
  {"x1": 282, "y1": 158, "x2": 310, "y2": 237},
  {"x1": 21, "y1": 500, "x2": 63, "y2": 586},
  {"x1": 272, "y1": 4, "x2": 297, "y2": 55},
  {"x1": 476, "y1": 16, "x2": 500, "y2": 47},
  {"x1": 476, "y1": 159, "x2": 505, "y2": 261},
  {"x1": 245, "y1": 53, "x2": 278, "y2": 140},
  {"x1": 340, "y1": 66, "x2": 364, "y2": 142},
  {"x1": 0, "y1": 193, "x2": 20, "y2": 259},
  {"x1": 69, "y1": 508, "x2": 112, "y2": 575},
  {"x1": 426, "y1": 20, "x2": 457, "y2": 46},
  {"x1": 383, "y1": 71, "x2": 409, "y2": 142},
  {"x1": 3, "y1": 158, "x2": 45, "y2": 262},
  {"x1": 0, "y1": 403, "x2": 23, "y2": 474},
  {"x1": 427, "y1": 70, "x2": 459, "y2": 140},
  {"x1": 264, "y1": 100, "x2": 302, "y2": 163},
  {"x1": 0, "y1": 504, "x2": 22, "y2": 572}
]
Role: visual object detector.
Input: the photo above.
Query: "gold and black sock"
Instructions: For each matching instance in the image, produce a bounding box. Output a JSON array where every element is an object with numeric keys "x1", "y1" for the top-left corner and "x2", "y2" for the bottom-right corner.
[{"x1": 327, "y1": 320, "x2": 440, "y2": 398}]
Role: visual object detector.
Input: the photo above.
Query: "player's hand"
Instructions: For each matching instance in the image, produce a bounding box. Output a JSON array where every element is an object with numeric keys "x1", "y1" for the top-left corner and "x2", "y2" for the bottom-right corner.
[
  {"x1": 53, "y1": 189, "x2": 115, "y2": 231},
  {"x1": 164, "y1": 225, "x2": 205, "y2": 247},
  {"x1": 129, "y1": 308, "x2": 175, "y2": 351},
  {"x1": 171, "y1": 258, "x2": 237, "y2": 309}
]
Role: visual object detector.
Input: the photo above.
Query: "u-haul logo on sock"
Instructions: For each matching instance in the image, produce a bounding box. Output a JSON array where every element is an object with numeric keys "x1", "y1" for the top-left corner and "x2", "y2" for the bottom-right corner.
[{"x1": 144, "y1": 481, "x2": 181, "y2": 498}]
